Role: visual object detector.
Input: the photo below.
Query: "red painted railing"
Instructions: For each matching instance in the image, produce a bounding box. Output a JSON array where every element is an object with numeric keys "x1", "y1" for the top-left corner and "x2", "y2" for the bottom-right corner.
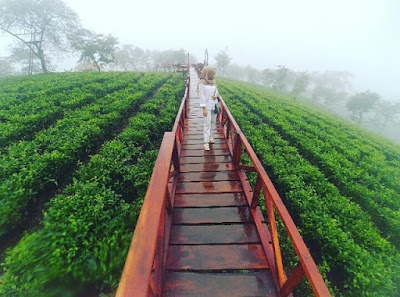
[{"x1": 116, "y1": 73, "x2": 189, "y2": 297}]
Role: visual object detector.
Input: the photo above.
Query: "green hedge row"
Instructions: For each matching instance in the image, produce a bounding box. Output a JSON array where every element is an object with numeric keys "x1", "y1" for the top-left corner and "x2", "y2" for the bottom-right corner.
[
  {"x1": 0, "y1": 72, "x2": 116, "y2": 109},
  {"x1": 0, "y1": 73, "x2": 144, "y2": 149},
  {"x1": 0, "y1": 73, "x2": 170, "y2": 237},
  {"x1": 220, "y1": 80, "x2": 400, "y2": 248},
  {"x1": 219, "y1": 84, "x2": 400, "y2": 297},
  {"x1": 0, "y1": 75, "x2": 184, "y2": 297}
]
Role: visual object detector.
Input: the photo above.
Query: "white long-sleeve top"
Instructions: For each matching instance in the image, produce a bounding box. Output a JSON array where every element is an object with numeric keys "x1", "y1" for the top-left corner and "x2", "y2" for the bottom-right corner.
[{"x1": 199, "y1": 84, "x2": 219, "y2": 110}]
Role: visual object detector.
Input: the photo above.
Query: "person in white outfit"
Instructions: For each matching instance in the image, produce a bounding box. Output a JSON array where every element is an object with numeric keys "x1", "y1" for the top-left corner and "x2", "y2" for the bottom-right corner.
[{"x1": 198, "y1": 66, "x2": 219, "y2": 151}]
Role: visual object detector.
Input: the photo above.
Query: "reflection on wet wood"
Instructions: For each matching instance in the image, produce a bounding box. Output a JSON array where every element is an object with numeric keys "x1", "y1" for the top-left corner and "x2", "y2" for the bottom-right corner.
[
  {"x1": 164, "y1": 271, "x2": 278, "y2": 297},
  {"x1": 174, "y1": 193, "x2": 247, "y2": 207},
  {"x1": 170, "y1": 224, "x2": 260, "y2": 244},
  {"x1": 167, "y1": 244, "x2": 269, "y2": 270},
  {"x1": 176, "y1": 181, "x2": 243, "y2": 194}
]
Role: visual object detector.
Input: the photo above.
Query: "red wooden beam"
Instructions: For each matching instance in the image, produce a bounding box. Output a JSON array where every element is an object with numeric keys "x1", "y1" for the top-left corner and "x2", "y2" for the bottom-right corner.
[
  {"x1": 280, "y1": 262, "x2": 305, "y2": 297},
  {"x1": 116, "y1": 132, "x2": 175, "y2": 297}
]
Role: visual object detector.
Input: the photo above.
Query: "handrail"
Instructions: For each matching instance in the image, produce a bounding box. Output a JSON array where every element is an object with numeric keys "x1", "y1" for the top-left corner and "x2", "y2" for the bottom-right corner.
[
  {"x1": 116, "y1": 72, "x2": 190, "y2": 297},
  {"x1": 115, "y1": 132, "x2": 175, "y2": 297},
  {"x1": 217, "y1": 94, "x2": 331, "y2": 297}
]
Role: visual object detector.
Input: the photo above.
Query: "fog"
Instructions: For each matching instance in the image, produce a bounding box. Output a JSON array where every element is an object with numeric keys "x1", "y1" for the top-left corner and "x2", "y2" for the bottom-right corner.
[
  {"x1": 63, "y1": 0, "x2": 400, "y2": 101},
  {"x1": 1, "y1": 0, "x2": 399, "y2": 101}
]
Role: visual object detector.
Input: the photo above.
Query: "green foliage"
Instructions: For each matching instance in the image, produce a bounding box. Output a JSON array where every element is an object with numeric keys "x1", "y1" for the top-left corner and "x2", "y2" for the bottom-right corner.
[
  {"x1": 0, "y1": 73, "x2": 184, "y2": 296},
  {"x1": 0, "y1": 72, "x2": 170, "y2": 237},
  {"x1": 0, "y1": 0, "x2": 81, "y2": 73},
  {"x1": 214, "y1": 48, "x2": 231, "y2": 76},
  {"x1": 218, "y1": 79, "x2": 400, "y2": 296},
  {"x1": 346, "y1": 91, "x2": 380, "y2": 124},
  {"x1": 72, "y1": 30, "x2": 119, "y2": 71}
]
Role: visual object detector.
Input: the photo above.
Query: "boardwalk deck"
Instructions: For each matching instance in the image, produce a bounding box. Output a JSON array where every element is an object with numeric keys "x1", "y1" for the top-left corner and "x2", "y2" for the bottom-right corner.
[
  {"x1": 163, "y1": 68, "x2": 279, "y2": 296},
  {"x1": 116, "y1": 66, "x2": 331, "y2": 297}
]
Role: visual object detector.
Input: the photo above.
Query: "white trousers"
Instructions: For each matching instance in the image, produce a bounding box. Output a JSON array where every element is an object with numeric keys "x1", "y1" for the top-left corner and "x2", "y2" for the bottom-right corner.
[{"x1": 203, "y1": 111, "x2": 217, "y2": 143}]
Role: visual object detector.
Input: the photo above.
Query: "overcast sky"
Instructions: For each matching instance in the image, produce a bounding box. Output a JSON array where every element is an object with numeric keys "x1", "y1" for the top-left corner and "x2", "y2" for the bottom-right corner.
[{"x1": 1, "y1": 0, "x2": 399, "y2": 100}]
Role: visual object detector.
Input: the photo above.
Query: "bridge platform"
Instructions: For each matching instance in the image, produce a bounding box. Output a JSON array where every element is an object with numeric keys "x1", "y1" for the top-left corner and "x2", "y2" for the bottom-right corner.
[{"x1": 163, "y1": 68, "x2": 278, "y2": 296}]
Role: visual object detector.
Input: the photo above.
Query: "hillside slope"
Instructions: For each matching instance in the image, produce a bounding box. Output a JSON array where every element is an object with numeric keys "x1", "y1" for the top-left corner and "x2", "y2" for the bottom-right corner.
[
  {"x1": 1, "y1": 73, "x2": 399, "y2": 296},
  {"x1": 218, "y1": 78, "x2": 400, "y2": 296},
  {"x1": 0, "y1": 72, "x2": 185, "y2": 296}
]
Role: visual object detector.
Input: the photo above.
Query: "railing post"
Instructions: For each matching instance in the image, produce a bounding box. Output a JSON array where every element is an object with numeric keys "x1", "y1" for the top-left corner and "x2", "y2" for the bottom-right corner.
[
  {"x1": 153, "y1": 201, "x2": 166, "y2": 296},
  {"x1": 265, "y1": 189, "x2": 286, "y2": 287},
  {"x1": 280, "y1": 262, "x2": 305, "y2": 297},
  {"x1": 251, "y1": 175, "x2": 262, "y2": 209},
  {"x1": 172, "y1": 138, "x2": 180, "y2": 173},
  {"x1": 233, "y1": 133, "x2": 242, "y2": 167}
]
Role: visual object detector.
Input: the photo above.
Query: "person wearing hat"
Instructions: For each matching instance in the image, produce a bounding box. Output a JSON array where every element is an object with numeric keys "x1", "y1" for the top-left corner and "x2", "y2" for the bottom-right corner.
[{"x1": 198, "y1": 66, "x2": 220, "y2": 151}]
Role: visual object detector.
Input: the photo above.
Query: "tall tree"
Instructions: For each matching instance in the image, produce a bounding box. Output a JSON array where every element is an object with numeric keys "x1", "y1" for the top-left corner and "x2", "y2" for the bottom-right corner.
[
  {"x1": 346, "y1": 91, "x2": 380, "y2": 124},
  {"x1": 215, "y1": 48, "x2": 231, "y2": 76},
  {"x1": 0, "y1": 0, "x2": 80, "y2": 74},
  {"x1": 9, "y1": 44, "x2": 48, "y2": 74},
  {"x1": 262, "y1": 68, "x2": 275, "y2": 87},
  {"x1": 114, "y1": 44, "x2": 145, "y2": 71},
  {"x1": 274, "y1": 65, "x2": 293, "y2": 92},
  {"x1": 72, "y1": 30, "x2": 118, "y2": 71},
  {"x1": 370, "y1": 100, "x2": 400, "y2": 133},
  {"x1": 311, "y1": 71, "x2": 352, "y2": 105},
  {"x1": 245, "y1": 65, "x2": 260, "y2": 84},
  {"x1": 291, "y1": 71, "x2": 310, "y2": 99}
]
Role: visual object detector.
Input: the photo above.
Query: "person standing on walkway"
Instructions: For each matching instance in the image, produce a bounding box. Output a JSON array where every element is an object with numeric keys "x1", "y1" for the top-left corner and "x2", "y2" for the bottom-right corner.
[{"x1": 199, "y1": 66, "x2": 220, "y2": 151}]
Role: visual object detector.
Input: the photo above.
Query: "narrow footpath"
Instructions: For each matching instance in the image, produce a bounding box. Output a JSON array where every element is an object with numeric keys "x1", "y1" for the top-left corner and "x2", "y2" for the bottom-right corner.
[{"x1": 163, "y1": 67, "x2": 278, "y2": 296}]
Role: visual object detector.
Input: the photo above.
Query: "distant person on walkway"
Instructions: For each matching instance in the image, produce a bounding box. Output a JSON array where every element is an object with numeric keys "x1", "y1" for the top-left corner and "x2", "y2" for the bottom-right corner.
[{"x1": 199, "y1": 66, "x2": 220, "y2": 151}]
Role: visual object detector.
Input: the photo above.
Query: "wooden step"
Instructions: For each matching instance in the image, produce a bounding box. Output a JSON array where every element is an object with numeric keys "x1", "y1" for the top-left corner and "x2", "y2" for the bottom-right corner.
[
  {"x1": 185, "y1": 127, "x2": 223, "y2": 132},
  {"x1": 182, "y1": 143, "x2": 229, "y2": 150},
  {"x1": 184, "y1": 128, "x2": 224, "y2": 133},
  {"x1": 184, "y1": 134, "x2": 224, "y2": 140},
  {"x1": 183, "y1": 138, "x2": 225, "y2": 145},
  {"x1": 167, "y1": 244, "x2": 269, "y2": 270},
  {"x1": 174, "y1": 193, "x2": 247, "y2": 207},
  {"x1": 173, "y1": 207, "x2": 253, "y2": 224},
  {"x1": 170, "y1": 224, "x2": 260, "y2": 244},
  {"x1": 180, "y1": 163, "x2": 235, "y2": 172},
  {"x1": 181, "y1": 155, "x2": 232, "y2": 164},
  {"x1": 176, "y1": 181, "x2": 242, "y2": 194},
  {"x1": 181, "y1": 149, "x2": 230, "y2": 157},
  {"x1": 178, "y1": 171, "x2": 239, "y2": 182},
  {"x1": 164, "y1": 271, "x2": 278, "y2": 297}
]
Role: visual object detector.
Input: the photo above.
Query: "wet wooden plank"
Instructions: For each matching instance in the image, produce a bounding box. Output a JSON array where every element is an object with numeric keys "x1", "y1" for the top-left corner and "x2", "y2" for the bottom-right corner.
[
  {"x1": 178, "y1": 171, "x2": 239, "y2": 182},
  {"x1": 181, "y1": 149, "x2": 230, "y2": 157},
  {"x1": 169, "y1": 224, "x2": 260, "y2": 244},
  {"x1": 182, "y1": 143, "x2": 228, "y2": 150},
  {"x1": 173, "y1": 207, "x2": 253, "y2": 224},
  {"x1": 174, "y1": 193, "x2": 247, "y2": 207},
  {"x1": 185, "y1": 126, "x2": 223, "y2": 131},
  {"x1": 184, "y1": 126, "x2": 218, "y2": 130},
  {"x1": 180, "y1": 163, "x2": 235, "y2": 172},
  {"x1": 164, "y1": 271, "x2": 278, "y2": 297},
  {"x1": 185, "y1": 128, "x2": 224, "y2": 134},
  {"x1": 183, "y1": 129, "x2": 221, "y2": 134},
  {"x1": 180, "y1": 155, "x2": 232, "y2": 164},
  {"x1": 185, "y1": 120, "x2": 206, "y2": 125},
  {"x1": 176, "y1": 181, "x2": 243, "y2": 194},
  {"x1": 167, "y1": 244, "x2": 269, "y2": 270},
  {"x1": 183, "y1": 138, "x2": 225, "y2": 144},
  {"x1": 184, "y1": 134, "x2": 224, "y2": 140}
]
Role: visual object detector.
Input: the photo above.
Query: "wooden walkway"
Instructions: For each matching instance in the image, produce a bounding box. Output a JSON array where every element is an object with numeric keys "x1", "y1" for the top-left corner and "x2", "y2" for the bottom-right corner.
[
  {"x1": 163, "y1": 68, "x2": 278, "y2": 296},
  {"x1": 116, "y1": 66, "x2": 331, "y2": 297}
]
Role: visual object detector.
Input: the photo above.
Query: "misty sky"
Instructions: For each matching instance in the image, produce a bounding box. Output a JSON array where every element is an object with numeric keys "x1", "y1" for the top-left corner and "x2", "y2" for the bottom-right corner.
[{"x1": 1, "y1": 0, "x2": 399, "y2": 101}]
